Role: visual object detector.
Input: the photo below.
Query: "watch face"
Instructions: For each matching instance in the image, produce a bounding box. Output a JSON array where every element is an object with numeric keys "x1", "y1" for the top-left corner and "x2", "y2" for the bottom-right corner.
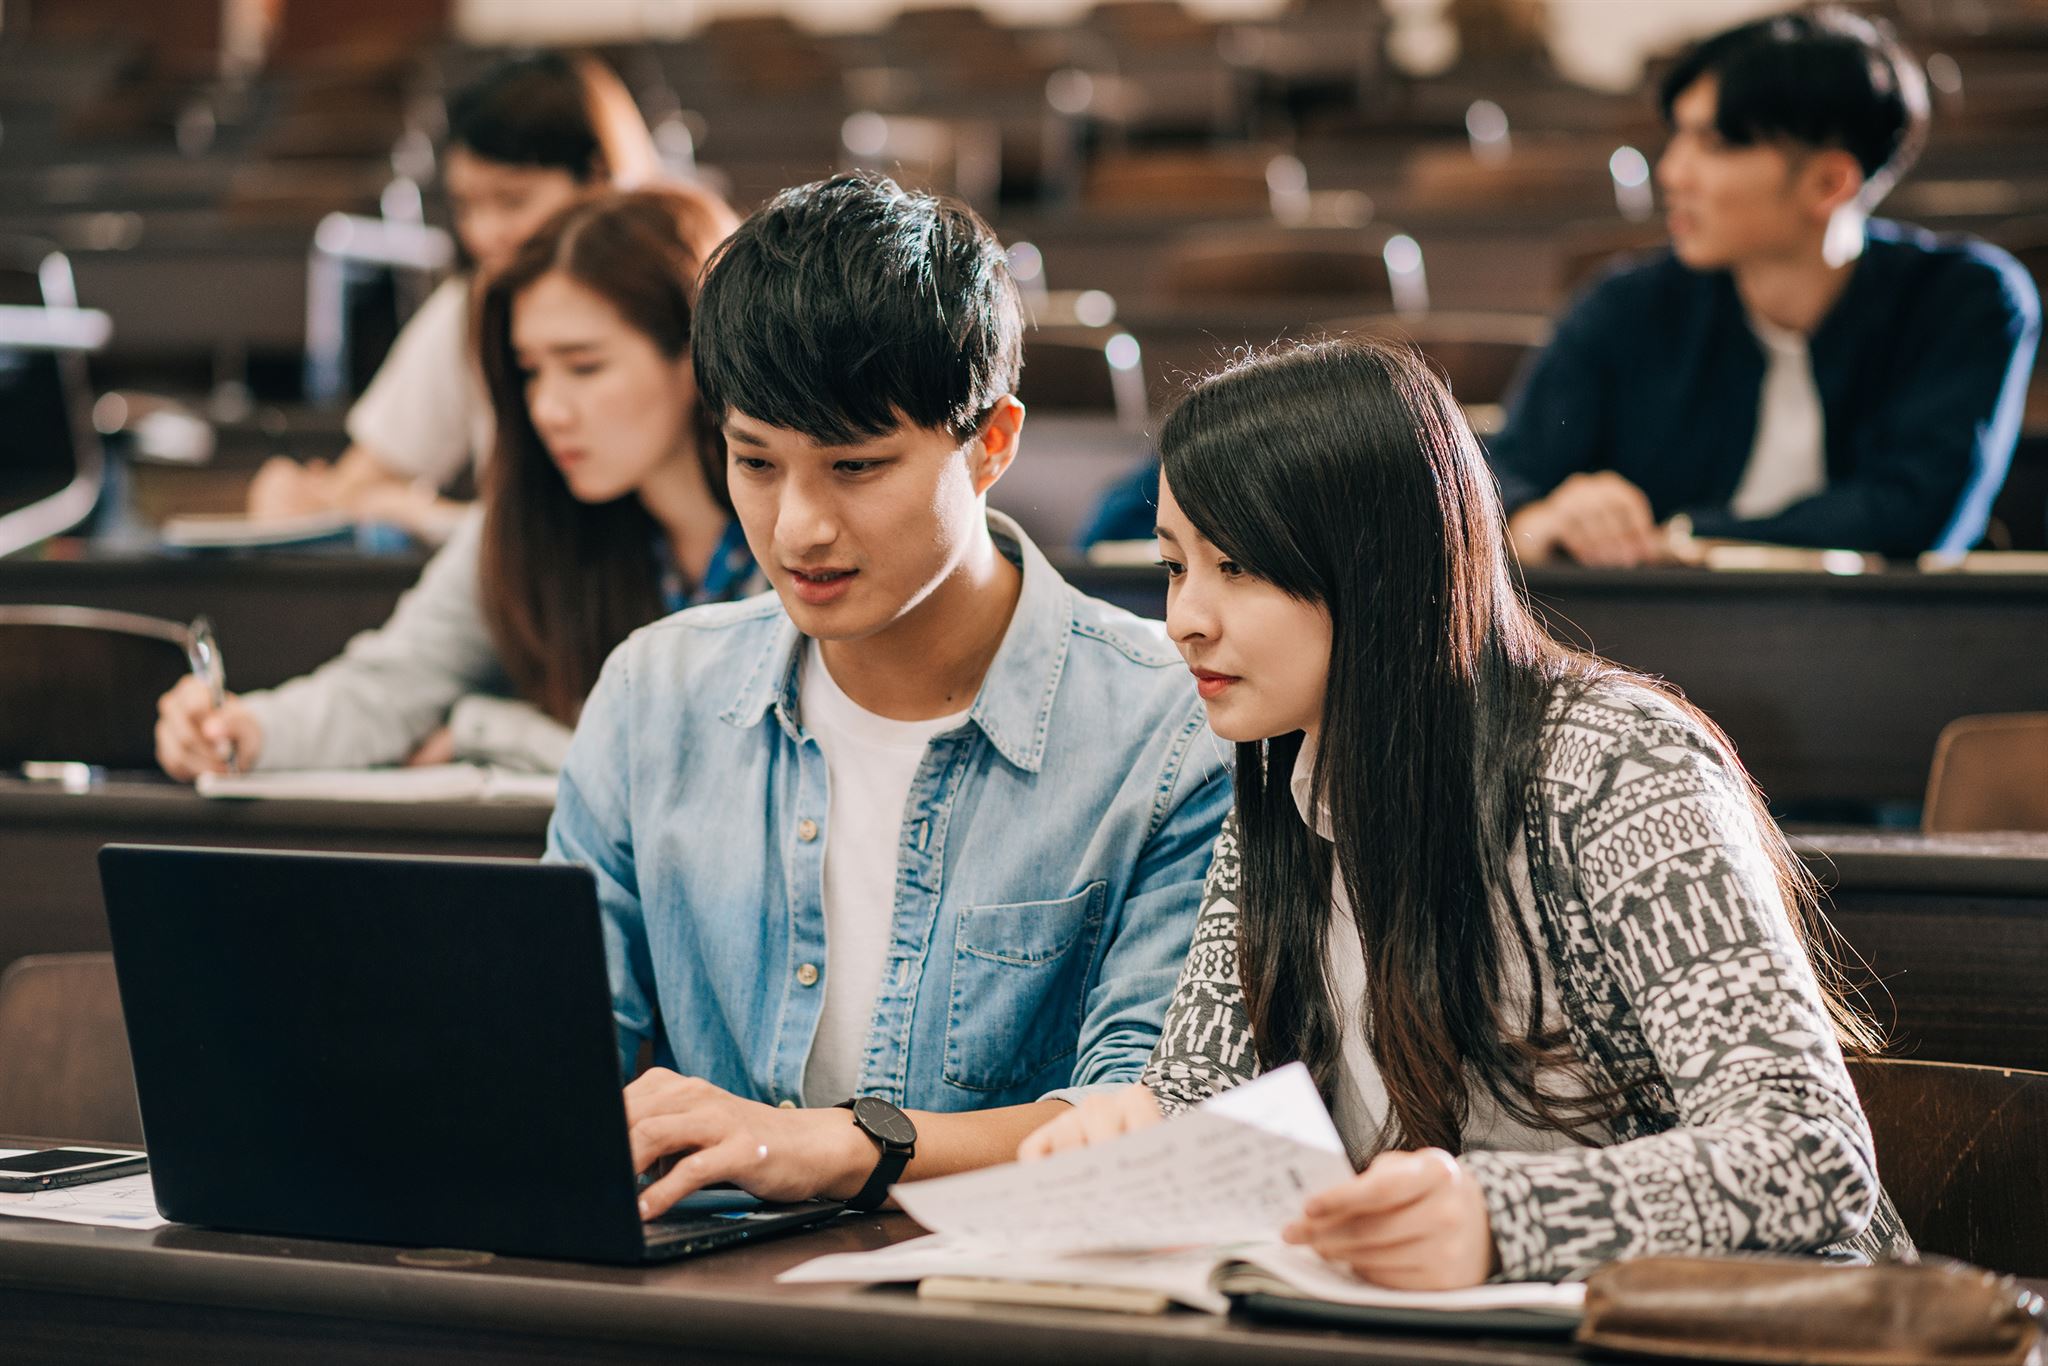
[{"x1": 853, "y1": 1096, "x2": 917, "y2": 1147}]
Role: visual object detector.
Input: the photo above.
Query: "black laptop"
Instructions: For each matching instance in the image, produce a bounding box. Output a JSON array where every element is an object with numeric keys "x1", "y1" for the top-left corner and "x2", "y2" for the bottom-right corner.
[{"x1": 98, "y1": 845, "x2": 843, "y2": 1264}]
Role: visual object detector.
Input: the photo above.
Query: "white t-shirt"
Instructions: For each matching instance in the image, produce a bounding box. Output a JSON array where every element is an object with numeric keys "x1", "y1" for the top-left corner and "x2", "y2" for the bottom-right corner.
[
  {"x1": 1291, "y1": 743, "x2": 1607, "y2": 1162},
  {"x1": 1729, "y1": 311, "x2": 1827, "y2": 522},
  {"x1": 797, "y1": 641, "x2": 972, "y2": 1108},
  {"x1": 345, "y1": 276, "x2": 495, "y2": 490}
]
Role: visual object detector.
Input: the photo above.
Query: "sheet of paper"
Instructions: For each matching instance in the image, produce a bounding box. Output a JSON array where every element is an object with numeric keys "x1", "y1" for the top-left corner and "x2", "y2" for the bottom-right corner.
[
  {"x1": 0, "y1": 1155, "x2": 167, "y2": 1232},
  {"x1": 779, "y1": 1232, "x2": 1235, "y2": 1312},
  {"x1": 197, "y1": 764, "x2": 555, "y2": 805},
  {"x1": 889, "y1": 1063, "x2": 1353, "y2": 1255}
]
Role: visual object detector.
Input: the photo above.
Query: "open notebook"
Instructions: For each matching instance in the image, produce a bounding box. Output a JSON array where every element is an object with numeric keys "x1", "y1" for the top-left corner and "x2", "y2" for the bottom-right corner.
[{"x1": 781, "y1": 1065, "x2": 1582, "y2": 1330}]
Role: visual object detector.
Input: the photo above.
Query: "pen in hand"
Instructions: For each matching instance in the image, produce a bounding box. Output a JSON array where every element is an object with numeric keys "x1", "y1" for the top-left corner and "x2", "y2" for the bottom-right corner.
[{"x1": 185, "y1": 615, "x2": 238, "y2": 773}]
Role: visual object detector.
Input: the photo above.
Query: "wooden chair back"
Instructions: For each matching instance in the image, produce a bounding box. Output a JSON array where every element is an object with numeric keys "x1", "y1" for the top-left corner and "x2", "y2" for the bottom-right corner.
[
  {"x1": 1082, "y1": 148, "x2": 1288, "y2": 216},
  {"x1": 1849, "y1": 1057, "x2": 2048, "y2": 1276},
  {"x1": 0, "y1": 953, "x2": 143, "y2": 1145},
  {"x1": 1321, "y1": 310, "x2": 1550, "y2": 407},
  {"x1": 1553, "y1": 218, "x2": 1668, "y2": 300},
  {"x1": 1020, "y1": 327, "x2": 1148, "y2": 426},
  {"x1": 0, "y1": 607, "x2": 193, "y2": 770},
  {"x1": 1157, "y1": 225, "x2": 1424, "y2": 309},
  {"x1": 1924, "y1": 714, "x2": 2048, "y2": 833}
]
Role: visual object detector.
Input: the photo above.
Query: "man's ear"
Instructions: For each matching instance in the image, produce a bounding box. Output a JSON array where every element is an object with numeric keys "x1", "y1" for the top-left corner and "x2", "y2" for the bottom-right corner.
[
  {"x1": 971, "y1": 395, "x2": 1026, "y2": 496},
  {"x1": 1803, "y1": 148, "x2": 1865, "y2": 221}
]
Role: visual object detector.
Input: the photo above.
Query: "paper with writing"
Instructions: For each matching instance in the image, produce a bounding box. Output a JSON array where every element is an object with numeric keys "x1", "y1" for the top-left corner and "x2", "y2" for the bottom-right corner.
[{"x1": 889, "y1": 1063, "x2": 1353, "y2": 1254}]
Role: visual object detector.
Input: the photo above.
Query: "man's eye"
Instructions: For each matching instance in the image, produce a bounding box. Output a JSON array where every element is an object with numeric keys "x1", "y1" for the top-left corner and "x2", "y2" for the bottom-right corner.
[
  {"x1": 835, "y1": 460, "x2": 880, "y2": 474},
  {"x1": 1219, "y1": 560, "x2": 1245, "y2": 578},
  {"x1": 735, "y1": 457, "x2": 771, "y2": 472},
  {"x1": 1155, "y1": 559, "x2": 1185, "y2": 578}
]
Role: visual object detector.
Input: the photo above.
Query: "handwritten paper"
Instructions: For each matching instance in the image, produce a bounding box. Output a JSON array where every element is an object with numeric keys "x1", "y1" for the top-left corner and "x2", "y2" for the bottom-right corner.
[{"x1": 889, "y1": 1063, "x2": 1353, "y2": 1254}]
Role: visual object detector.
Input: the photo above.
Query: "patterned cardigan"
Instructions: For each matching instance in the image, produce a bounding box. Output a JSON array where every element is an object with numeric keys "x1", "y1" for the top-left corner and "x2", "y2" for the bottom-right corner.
[{"x1": 1141, "y1": 683, "x2": 1912, "y2": 1282}]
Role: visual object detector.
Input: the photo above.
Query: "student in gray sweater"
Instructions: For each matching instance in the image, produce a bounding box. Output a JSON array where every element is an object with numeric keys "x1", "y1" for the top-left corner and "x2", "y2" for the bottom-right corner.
[
  {"x1": 156, "y1": 186, "x2": 760, "y2": 779},
  {"x1": 1021, "y1": 338, "x2": 1908, "y2": 1287}
]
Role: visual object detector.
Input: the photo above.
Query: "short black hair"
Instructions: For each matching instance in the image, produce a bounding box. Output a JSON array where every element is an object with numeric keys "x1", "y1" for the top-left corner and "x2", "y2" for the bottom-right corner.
[
  {"x1": 692, "y1": 172, "x2": 1023, "y2": 445},
  {"x1": 447, "y1": 53, "x2": 602, "y2": 180},
  {"x1": 1658, "y1": 8, "x2": 1929, "y2": 198}
]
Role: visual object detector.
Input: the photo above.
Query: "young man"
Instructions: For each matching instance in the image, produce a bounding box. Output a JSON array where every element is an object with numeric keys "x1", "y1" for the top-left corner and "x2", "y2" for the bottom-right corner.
[
  {"x1": 1492, "y1": 9, "x2": 2040, "y2": 565},
  {"x1": 546, "y1": 174, "x2": 1229, "y2": 1219}
]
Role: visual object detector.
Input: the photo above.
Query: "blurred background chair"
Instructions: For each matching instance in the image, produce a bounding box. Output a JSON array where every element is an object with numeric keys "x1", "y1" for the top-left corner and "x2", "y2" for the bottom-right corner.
[
  {"x1": 1155, "y1": 223, "x2": 1427, "y2": 314},
  {"x1": 0, "y1": 606, "x2": 194, "y2": 772},
  {"x1": 1082, "y1": 147, "x2": 1304, "y2": 218},
  {"x1": 840, "y1": 111, "x2": 1003, "y2": 216},
  {"x1": 1922, "y1": 713, "x2": 2048, "y2": 833},
  {"x1": 1849, "y1": 1057, "x2": 2048, "y2": 1277},
  {"x1": 1553, "y1": 218, "x2": 1669, "y2": 300},
  {"x1": 1322, "y1": 310, "x2": 1550, "y2": 422},
  {"x1": 1019, "y1": 325, "x2": 1148, "y2": 429},
  {"x1": 0, "y1": 953, "x2": 143, "y2": 1146}
]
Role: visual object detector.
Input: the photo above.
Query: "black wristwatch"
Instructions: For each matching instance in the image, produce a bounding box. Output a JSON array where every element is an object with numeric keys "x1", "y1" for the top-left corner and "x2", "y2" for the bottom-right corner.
[{"x1": 836, "y1": 1096, "x2": 917, "y2": 1212}]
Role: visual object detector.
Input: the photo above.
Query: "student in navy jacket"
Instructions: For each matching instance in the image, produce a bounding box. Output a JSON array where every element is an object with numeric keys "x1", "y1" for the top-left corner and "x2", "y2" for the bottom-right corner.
[{"x1": 1491, "y1": 10, "x2": 2040, "y2": 564}]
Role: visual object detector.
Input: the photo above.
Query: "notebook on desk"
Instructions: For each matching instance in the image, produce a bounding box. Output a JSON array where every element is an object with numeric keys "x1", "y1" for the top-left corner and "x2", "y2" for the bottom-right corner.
[{"x1": 97, "y1": 845, "x2": 842, "y2": 1264}]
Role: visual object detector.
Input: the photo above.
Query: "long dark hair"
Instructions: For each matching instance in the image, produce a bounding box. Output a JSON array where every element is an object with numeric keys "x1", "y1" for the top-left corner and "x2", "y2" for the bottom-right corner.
[
  {"x1": 475, "y1": 185, "x2": 740, "y2": 725},
  {"x1": 1158, "y1": 337, "x2": 1879, "y2": 1153}
]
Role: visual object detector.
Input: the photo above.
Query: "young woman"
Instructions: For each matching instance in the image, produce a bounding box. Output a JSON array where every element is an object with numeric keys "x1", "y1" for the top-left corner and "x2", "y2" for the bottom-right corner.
[
  {"x1": 247, "y1": 52, "x2": 662, "y2": 543},
  {"x1": 155, "y1": 185, "x2": 751, "y2": 779},
  {"x1": 1019, "y1": 337, "x2": 1909, "y2": 1287}
]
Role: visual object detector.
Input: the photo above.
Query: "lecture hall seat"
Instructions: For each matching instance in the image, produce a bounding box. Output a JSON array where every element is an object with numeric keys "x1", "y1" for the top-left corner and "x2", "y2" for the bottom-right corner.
[
  {"x1": 0, "y1": 953, "x2": 143, "y2": 1146},
  {"x1": 1848, "y1": 1057, "x2": 2048, "y2": 1278},
  {"x1": 1320, "y1": 309, "x2": 1551, "y2": 411},
  {"x1": 1922, "y1": 713, "x2": 2048, "y2": 834},
  {"x1": 0, "y1": 606, "x2": 194, "y2": 771}
]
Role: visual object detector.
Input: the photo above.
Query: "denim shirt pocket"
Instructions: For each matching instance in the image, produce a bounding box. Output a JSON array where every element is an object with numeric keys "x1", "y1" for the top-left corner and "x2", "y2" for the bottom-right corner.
[{"x1": 943, "y1": 882, "x2": 1108, "y2": 1094}]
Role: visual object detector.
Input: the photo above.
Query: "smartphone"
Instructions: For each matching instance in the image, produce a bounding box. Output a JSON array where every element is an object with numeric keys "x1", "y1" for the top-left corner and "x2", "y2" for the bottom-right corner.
[{"x1": 0, "y1": 1147, "x2": 149, "y2": 1192}]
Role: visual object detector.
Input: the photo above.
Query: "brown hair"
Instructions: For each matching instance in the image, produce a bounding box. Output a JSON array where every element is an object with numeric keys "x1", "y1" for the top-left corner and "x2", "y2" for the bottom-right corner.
[{"x1": 475, "y1": 184, "x2": 741, "y2": 726}]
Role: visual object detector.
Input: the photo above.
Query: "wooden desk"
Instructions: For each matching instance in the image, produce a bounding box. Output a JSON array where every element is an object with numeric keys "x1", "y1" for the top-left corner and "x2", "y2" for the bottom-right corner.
[
  {"x1": 0, "y1": 778, "x2": 549, "y2": 980},
  {"x1": 0, "y1": 1204, "x2": 1584, "y2": 1366},
  {"x1": 1058, "y1": 560, "x2": 2048, "y2": 810},
  {"x1": 1801, "y1": 832, "x2": 2048, "y2": 1073}
]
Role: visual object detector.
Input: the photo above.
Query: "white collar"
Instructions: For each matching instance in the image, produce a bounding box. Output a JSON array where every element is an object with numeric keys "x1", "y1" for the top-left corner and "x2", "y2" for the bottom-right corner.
[{"x1": 1288, "y1": 735, "x2": 1336, "y2": 842}]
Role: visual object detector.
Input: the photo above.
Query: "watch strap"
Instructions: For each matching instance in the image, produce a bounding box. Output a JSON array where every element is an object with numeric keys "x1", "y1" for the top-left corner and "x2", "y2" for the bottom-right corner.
[{"x1": 838, "y1": 1098, "x2": 914, "y2": 1213}]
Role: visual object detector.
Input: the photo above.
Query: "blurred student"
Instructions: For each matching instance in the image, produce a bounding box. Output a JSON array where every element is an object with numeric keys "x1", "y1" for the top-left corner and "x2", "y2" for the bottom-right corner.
[
  {"x1": 156, "y1": 186, "x2": 749, "y2": 780},
  {"x1": 547, "y1": 175, "x2": 1229, "y2": 1220},
  {"x1": 247, "y1": 53, "x2": 661, "y2": 544},
  {"x1": 1021, "y1": 338, "x2": 1910, "y2": 1288},
  {"x1": 1491, "y1": 9, "x2": 2039, "y2": 564}
]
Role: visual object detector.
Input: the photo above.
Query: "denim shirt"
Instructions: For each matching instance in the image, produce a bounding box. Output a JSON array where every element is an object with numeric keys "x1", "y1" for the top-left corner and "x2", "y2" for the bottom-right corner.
[{"x1": 546, "y1": 511, "x2": 1230, "y2": 1111}]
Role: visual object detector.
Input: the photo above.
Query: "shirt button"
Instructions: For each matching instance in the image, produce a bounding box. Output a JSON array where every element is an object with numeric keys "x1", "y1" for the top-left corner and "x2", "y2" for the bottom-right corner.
[
  {"x1": 796, "y1": 962, "x2": 820, "y2": 987},
  {"x1": 797, "y1": 818, "x2": 819, "y2": 842},
  {"x1": 778, "y1": 1099, "x2": 797, "y2": 1110}
]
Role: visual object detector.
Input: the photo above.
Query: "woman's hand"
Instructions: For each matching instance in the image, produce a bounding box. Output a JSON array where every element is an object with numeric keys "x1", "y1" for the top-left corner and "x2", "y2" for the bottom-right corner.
[
  {"x1": 406, "y1": 726, "x2": 457, "y2": 767},
  {"x1": 154, "y1": 674, "x2": 264, "y2": 780},
  {"x1": 1284, "y1": 1148, "x2": 1498, "y2": 1290},
  {"x1": 1016, "y1": 1084, "x2": 1162, "y2": 1160},
  {"x1": 247, "y1": 457, "x2": 336, "y2": 519}
]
